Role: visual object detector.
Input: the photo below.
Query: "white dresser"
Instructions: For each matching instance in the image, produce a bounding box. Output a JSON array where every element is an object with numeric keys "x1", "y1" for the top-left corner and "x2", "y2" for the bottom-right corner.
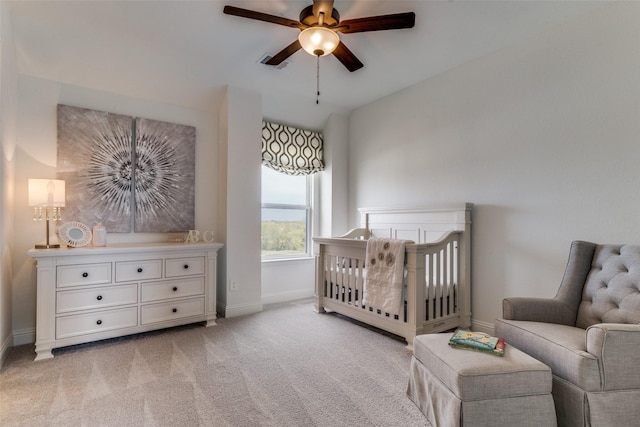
[{"x1": 28, "y1": 242, "x2": 223, "y2": 360}]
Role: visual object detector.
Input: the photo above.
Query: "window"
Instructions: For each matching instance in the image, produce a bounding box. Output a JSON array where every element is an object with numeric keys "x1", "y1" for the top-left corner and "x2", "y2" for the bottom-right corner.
[
  {"x1": 261, "y1": 166, "x2": 311, "y2": 258},
  {"x1": 260, "y1": 120, "x2": 322, "y2": 259}
]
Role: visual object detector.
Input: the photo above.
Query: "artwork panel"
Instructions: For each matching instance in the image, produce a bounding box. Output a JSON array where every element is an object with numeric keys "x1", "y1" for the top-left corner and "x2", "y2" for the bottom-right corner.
[
  {"x1": 133, "y1": 118, "x2": 196, "y2": 233},
  {"x1": 57, "y1": 105, "x2": 133, "y2": 232}
]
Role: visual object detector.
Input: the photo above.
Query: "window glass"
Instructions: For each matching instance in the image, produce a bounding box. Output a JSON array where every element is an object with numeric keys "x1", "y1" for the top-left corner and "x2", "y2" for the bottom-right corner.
[
  {"x1": 261, "y1": 166, "x2": 306, "y2": 205},
  {"x1": 261, "y1": 166, "x2": 310, "y2": 258}
]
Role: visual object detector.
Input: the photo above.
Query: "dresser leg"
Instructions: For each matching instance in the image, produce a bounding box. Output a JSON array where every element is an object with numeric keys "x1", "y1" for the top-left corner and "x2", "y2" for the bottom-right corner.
[{"x1": 34, "y1": 347, "x2": 54, "y2": 361}]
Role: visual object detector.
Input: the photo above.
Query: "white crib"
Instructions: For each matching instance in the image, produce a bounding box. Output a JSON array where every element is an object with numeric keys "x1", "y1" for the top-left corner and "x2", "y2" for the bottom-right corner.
[{"x1": 314, "y1": 204, "x2": 472, "y2": 349}]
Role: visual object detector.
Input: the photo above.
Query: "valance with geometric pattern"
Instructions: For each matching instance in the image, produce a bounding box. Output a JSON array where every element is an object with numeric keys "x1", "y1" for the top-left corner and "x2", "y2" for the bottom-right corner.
[{"x1": 261, "y1": 120, "x2": 324, "y2": 176}]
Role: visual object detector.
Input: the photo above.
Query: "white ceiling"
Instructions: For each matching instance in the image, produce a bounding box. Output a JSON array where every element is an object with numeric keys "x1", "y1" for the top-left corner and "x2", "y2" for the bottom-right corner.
[{"x1": 7, "y1": 1, "x2": 607, "y2": 128}]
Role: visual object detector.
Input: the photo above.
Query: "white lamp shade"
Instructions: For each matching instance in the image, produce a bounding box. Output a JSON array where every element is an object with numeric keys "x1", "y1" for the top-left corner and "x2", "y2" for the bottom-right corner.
[
  {"x1": 298, "y1": 27, "x2": 340, "y2": 57},
  {"x1": 28, "y1": 179, "x2": 66, "y2": 207}
]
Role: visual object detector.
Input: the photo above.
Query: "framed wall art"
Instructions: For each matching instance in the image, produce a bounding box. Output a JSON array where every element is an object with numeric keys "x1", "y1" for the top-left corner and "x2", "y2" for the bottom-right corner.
[{"x1": 57, "y1": 104, "x2": 195, "y2": 233}]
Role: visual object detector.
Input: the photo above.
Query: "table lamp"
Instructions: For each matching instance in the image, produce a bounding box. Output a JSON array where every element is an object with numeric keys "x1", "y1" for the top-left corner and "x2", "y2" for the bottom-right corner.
[{"x1": 29, "y1": 179, "x2": 65, "y2": 249}]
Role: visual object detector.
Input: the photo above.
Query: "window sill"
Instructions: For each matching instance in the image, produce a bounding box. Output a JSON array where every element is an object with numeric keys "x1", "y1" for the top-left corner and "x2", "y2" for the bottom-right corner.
[{"x1": 261, "y1": 256, "x2": 314, "y2": 264}]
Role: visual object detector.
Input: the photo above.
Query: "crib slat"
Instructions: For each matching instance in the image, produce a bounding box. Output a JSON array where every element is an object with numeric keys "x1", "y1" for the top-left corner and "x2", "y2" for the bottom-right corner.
[
  {"x1": 356, "y1": 258, "x2": 363, "y2": 307},
  {"x1": 343, "y1": 258, "x2": 353, "y2": 304},
  {"x1": 338, "y1": 256, "x2": 342, "y2": 301},
  {"x1": 444, "y1": 243, "x2": 453, "y2": 316},
  {"x1": 347, "y1": 258, "x2": 352, "y2": 301},
  {"x1": 448, "y1": 241, "x2": 455, "y2": 315},
  {"x1": 437, "y1": 249, "x2": 443, "y2": 319},
  {"x1": 429, "y1": 253, "x2": 436, "y2": 321},
  {"x1": 331, "y1": 255, "x2": 338, "y2": 299},
  {"x1": 323, "y1": 253, "x2": 329, "y2": 297}
]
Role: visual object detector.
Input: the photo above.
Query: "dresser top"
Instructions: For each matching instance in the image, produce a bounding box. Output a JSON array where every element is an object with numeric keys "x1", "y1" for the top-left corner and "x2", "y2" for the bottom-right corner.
[{"x1": 28, "y1": 241, "x2": 223, "y2": 259}]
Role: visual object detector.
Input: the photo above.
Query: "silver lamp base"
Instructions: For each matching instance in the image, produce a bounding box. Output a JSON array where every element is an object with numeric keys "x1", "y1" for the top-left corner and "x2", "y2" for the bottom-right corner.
[{"x1": 35, "y1": 243, "x2": 60, "y2": 249}]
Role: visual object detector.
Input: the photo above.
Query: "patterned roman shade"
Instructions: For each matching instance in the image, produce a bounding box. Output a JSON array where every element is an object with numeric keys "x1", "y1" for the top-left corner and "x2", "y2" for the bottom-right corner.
[{"x1": 261, "y1": 121, "x2": 324, "y2": 175}]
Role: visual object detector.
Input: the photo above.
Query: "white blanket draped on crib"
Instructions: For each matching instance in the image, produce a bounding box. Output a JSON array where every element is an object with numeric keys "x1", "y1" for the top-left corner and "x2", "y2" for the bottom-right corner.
[{"x1": 362, "y1": 238, "x2": 406, "y2": 316}]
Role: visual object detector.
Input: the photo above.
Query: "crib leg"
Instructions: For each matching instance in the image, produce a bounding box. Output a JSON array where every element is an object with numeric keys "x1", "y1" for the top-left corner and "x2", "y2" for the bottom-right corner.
[
  {"x1": 405, "y1": 331, "x2": 416, "y2": 351},
  {"x1": 314, "y1": 293, "x2": 327, "y2": 313}
]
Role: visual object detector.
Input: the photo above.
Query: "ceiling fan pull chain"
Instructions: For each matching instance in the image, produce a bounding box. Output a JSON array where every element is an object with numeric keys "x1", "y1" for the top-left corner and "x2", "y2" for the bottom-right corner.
[{"x1": 316, "y1": 54, "x2": 320, "y2": 104}]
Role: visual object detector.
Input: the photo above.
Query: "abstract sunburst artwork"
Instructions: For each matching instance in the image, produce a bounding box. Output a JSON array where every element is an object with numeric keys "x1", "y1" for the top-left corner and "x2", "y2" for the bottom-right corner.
[
  {"x1": 57, "y1": 105, "x2": 134, "y2": 232},
  {"x1": 57, "y1": 105, "x2": 195, "y2": 233},
  {"x1": 134, "y1": 118, "x2": 195, "y2": 232}
]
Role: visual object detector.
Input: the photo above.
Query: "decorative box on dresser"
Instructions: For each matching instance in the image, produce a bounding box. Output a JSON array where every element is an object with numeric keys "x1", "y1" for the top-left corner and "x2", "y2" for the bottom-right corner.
[{"x1": 28, "y1": 242, "x2": 223, "y2": 361}]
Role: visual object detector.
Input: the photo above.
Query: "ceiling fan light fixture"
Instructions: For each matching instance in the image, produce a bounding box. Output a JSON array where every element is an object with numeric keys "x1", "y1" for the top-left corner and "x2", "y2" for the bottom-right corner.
[{"x1": 298, "y1": 26, "x2": 339, "y2": 57}]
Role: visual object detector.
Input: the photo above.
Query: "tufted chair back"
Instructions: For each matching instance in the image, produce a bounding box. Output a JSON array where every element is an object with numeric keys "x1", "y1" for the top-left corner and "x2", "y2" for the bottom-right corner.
[{"x1": 576, "y1": 244, "x2": 640, "y2": 329}]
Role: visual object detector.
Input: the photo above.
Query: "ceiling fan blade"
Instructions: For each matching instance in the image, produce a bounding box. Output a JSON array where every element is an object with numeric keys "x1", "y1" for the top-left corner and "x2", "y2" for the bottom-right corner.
[
  {"x1": 338, "y1": 12, "x2": 415, "y2": 34},
  {"x1": 313, "y1": 0, "x2": 334, "y2": 19},
  {"x1": 223, "y1": 5, "x2": 304, "y2": 29},
  {"x1": 265, "y1": 40, "x2": 302, "y2": 66},
  {"x1": 332, "y1": 41, "x2": 364, "y2": 72}
]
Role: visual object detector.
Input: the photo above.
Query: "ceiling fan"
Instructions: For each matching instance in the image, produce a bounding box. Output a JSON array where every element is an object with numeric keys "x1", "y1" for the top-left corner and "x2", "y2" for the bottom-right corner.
[{"x1": 223, "y1": 0, "x2": 416, "y2": 72}]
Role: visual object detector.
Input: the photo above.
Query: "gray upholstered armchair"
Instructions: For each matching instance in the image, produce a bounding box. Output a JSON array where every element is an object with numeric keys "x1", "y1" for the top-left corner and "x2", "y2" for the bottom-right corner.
[{"x1": 494, "y1": 241, "x2": 640, "y2": 427}]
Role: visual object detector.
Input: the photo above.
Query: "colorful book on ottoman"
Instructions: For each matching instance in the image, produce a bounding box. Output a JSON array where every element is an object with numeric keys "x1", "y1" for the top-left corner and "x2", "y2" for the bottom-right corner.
[{"x1": 448, "y1": 329, "x2": 505, "y2": 356}]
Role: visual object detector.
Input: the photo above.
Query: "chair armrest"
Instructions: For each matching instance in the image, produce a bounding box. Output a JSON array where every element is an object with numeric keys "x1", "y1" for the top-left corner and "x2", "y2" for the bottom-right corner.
[
  {"x1": 586, "y1": 323, "x2": 640, "y2": 391},
  {"x1": 502, "y1": 297, "x2": 576, "y2": 325}
]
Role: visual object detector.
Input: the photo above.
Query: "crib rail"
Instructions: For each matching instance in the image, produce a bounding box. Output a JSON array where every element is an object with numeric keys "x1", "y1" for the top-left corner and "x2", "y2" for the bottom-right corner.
[{"x1": 314, "y1": 231, "x2": 470, "y2": 347}]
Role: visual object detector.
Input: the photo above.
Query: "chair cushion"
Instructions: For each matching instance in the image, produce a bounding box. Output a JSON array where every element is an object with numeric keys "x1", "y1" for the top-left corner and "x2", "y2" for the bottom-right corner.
[
  {"x1": 494, "y1": 318, "x2": 601, "y2": 391},
  {"x1": 577, "y1": 244, "x2": 640, "y2": 329},
  {"x1": 413, "y1": 333, "x2": 551, "y2": 401}
]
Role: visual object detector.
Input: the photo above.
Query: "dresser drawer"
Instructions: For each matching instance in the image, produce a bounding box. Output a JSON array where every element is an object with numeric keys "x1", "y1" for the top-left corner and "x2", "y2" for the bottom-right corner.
[
  {"x1": 165, "y1": 256, "x2": 205, "y2": 277},
  {"x1": 56, "y1": 307, "x2": 138, "y2": 339},
  {"x1": 57, "y1": 284, "x2": 138, "y2": 314},
  {"x1": 57, "y1": 263, "x2": 112, "y2": 288},
  {"x1": 115, "y1": 259, "x2": 162, "y2": 282},
  {"x1": 141, "y1": 277, "x2": 204, "y2": 303},
  {"x1": 141, "y1": 297, "x2": 204, "y2": 325}
]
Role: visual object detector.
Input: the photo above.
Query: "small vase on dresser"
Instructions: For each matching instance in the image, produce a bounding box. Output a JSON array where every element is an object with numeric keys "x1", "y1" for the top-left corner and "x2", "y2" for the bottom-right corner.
[
  {"x1": 28, "y1": 241, "x2": 223, "y2": 361},
  {"x1": 92, "y1": 223, "x2": 107, "y2": 246}
]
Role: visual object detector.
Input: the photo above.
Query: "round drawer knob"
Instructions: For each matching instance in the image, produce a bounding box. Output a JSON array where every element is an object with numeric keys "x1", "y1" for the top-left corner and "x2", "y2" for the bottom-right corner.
[
  {"x1": 82, "y1": 272, "x2": 89, "y2": 278},
  {"x1": 172, "y1": 308, "x2": 178, "y2": 313},
  {"x1": 96, "y1": 320, "x2": 102, "y2": 325},
  {"x1": 137, "y1": 267, "x2": 143, "y2": 273},
  {"x1": 172, "y1": 287, "x2": 178, "y2": 292},
  {"x1": 96, "y1": 295, "x2": 103, "y2": 301},
  {"x1": 183, "y1": 264, "x2": 189, "y2": 269}
]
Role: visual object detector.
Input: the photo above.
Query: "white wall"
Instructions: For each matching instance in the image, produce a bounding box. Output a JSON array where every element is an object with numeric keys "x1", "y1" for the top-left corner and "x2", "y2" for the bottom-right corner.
[
  {"x1": 348, "y1": 3, "x2": 640, "y2": 331},
  {"x1": 319, "y1": 113, "x2": 350, "y2": 237},
  {"x1": 0, "y1": 0, "x2": 18, "y2": 366},
  {"x1": 11, "y1": 75, "x2": 218, "y2": 344},
  {"x1": 218, "y1": 86, "x2": 263, "y2": 318},
  {"x1": 262, "y1": 258, "x2": 315, "y2": 304}
]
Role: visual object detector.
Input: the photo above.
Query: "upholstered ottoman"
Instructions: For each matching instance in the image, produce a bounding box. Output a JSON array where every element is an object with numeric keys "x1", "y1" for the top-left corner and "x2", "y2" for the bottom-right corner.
[{"x1": 407, "y1": 333, "x2": 556, "y2": 427}]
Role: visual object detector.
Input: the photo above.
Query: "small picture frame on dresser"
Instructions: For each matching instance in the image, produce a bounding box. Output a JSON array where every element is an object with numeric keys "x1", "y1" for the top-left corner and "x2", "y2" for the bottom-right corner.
[{"x1": 167, "y1": 232, "x2": 187, "y2": 243}]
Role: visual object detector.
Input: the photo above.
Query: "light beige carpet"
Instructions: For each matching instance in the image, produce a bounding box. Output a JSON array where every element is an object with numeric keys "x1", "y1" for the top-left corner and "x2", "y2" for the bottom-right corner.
[{"x1": 1, "y1": 299, "x2": 429, "y2": 426}]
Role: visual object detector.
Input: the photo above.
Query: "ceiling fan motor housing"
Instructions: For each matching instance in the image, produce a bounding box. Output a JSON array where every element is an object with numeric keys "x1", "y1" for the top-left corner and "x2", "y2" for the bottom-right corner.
[{"x1": 299, "y1": 5, "x2": 340, "y2": 27}]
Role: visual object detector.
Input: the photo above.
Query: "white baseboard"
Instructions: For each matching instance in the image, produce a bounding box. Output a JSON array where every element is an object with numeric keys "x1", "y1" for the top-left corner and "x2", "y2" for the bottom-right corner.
[
  {"x1": 217, "y1": 301, "x2": 263, "y2": 318},
  {"x1": 0, "y1": 331, "x2": 13, "y2": 369},
  {"x1": 471, "y1": 319, "x2": 495, "y2": 335},
  {"x1": 0, "y1": 327, "x2": 35, "y2": 368},
  {"x1": 13, "y1": 327, "x2": 35, "y2": 346},
  {"x1": 262, "y1": 289, "x2": 314, "y2": 306}
]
